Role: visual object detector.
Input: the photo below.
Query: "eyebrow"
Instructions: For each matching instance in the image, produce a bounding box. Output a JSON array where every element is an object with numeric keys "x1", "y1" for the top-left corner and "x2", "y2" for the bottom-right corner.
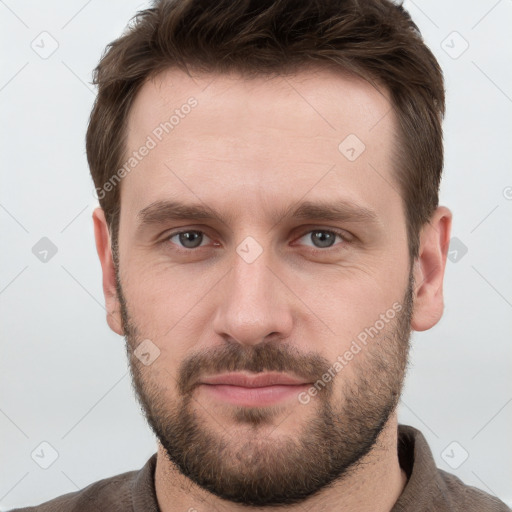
[{"x1": 136, "y1": 198, "x2": 379, "y2": 233}]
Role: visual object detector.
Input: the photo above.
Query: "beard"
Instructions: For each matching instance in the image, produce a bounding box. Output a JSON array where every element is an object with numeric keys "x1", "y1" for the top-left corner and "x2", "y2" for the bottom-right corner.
[{"x1": 115, "y1": 264, "x2": 414, "y2": 507}]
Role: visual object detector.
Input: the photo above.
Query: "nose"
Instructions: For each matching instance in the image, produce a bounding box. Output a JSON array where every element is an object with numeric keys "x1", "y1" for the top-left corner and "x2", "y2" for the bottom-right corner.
[{"x1": 212, "y1": 245, "x2": 294, "y2": 347}]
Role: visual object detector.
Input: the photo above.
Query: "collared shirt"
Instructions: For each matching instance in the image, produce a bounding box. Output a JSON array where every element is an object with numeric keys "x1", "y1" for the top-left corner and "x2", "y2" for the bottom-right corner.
[{"x1": 11, "y1": 424, "x2": 511, "y2": 511}]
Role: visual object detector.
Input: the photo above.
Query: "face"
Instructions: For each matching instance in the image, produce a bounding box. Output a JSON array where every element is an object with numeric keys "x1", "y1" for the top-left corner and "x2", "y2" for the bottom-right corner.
[{"x1": 101, "y1": 66, "x2": 420, "y2": 506}]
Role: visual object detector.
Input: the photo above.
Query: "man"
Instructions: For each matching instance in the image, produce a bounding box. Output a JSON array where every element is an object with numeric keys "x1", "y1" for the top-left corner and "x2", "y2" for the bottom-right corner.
[{"x1": 12, "y1": 0, "x2": 510, "y2": 510}]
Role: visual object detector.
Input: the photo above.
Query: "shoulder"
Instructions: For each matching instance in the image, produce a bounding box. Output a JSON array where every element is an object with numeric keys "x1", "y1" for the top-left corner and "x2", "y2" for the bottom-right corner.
[
  {"x1": 9, "y1": 467, "x2": 139, "y2": 512},
  {"x1": 436, "y1": 468, "x2": 511, "y2": 512},
  {"x1": 395, "y1": 424, "x2": 510, "y2": 511}
]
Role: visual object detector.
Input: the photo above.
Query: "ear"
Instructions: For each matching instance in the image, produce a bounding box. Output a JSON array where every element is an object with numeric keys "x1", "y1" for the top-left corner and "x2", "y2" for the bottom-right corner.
[
  {"x1": 411, "y1": 206, "x2": 452, "y2": 332},
  {"x1": 92, "y1": 207, "x2": 124, "y2": 336}
]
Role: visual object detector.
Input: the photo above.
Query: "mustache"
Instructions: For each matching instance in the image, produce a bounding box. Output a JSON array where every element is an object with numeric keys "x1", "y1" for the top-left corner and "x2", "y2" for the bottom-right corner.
[{"x1": 177, "y1": 340, "x2": 333, "y2": 396}]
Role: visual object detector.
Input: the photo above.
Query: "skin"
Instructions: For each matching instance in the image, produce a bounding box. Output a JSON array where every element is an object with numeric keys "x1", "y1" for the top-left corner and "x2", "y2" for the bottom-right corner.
[{"x1": 93, "y1": 65, "x2": 452, "y2": 511}]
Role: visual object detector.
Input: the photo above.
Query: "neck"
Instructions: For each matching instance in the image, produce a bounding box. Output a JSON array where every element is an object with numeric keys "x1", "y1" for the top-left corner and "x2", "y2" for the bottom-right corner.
[{"x1": 154, "y1": 412, "x2": 408, "y2": 512}]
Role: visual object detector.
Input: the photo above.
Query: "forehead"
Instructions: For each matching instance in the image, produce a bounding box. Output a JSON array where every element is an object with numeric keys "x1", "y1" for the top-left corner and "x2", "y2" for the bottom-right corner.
[{"x1": 121, "y1": 65, "x2": 400, "y2": 226}]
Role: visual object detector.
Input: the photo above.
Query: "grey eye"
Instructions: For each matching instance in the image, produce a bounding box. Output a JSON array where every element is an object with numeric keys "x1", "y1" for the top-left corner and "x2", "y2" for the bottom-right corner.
[
  {"x1": 170, "y1": 230, "x2": 208, "y2": 249},
  {"x1": 298, "y1": 230, "x2": 342, "y2": 249}
]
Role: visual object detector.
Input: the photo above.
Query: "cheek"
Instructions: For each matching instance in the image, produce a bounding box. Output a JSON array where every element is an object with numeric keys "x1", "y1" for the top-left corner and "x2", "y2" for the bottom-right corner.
[
  {"x1": 297, "y1": 269, "x2": 407, "y2": 367},
  {"x1": 298, "y1": 262, "x2": 402, "y2": 323},
  {"x1": 120, "y1": 252, "x2": 214, "y2": 331}
]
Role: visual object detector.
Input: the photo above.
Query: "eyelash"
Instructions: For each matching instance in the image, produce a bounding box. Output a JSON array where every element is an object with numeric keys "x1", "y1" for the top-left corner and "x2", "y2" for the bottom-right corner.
[{"x1": 162, "y1": 227, "x2": 352, "y2": 254}]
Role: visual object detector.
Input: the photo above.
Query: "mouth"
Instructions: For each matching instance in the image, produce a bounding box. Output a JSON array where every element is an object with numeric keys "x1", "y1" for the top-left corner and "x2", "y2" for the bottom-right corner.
[{"x1": 197, "y1": 372, "x2": 311, "y2": 407}]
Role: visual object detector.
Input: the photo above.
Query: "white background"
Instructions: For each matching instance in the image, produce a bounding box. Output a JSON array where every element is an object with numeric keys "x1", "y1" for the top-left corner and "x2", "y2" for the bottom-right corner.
[{"x1": 1, "y1": 0, "x2": 511, "y2": 509}]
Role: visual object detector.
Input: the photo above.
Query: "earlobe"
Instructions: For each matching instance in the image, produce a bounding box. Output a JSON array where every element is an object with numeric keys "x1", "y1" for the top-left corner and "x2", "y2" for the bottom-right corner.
[
  {"x1": 92, "y1": 207, "x2": 124, "y2": 336},
  {"x1": 410, "y1": 206, "x2": 452, "y2": 332}
]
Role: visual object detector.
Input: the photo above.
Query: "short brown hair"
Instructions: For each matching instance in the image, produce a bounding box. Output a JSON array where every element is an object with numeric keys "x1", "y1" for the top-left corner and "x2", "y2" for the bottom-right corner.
[{"x1": 86, "y1": 0, "x2": 445, "y2": 263}]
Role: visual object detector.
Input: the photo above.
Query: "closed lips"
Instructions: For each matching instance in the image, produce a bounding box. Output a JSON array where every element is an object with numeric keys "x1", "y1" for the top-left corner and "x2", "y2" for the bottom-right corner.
[{"x1": 199, "y1": 372, "x2": 310, "y2": 387}]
